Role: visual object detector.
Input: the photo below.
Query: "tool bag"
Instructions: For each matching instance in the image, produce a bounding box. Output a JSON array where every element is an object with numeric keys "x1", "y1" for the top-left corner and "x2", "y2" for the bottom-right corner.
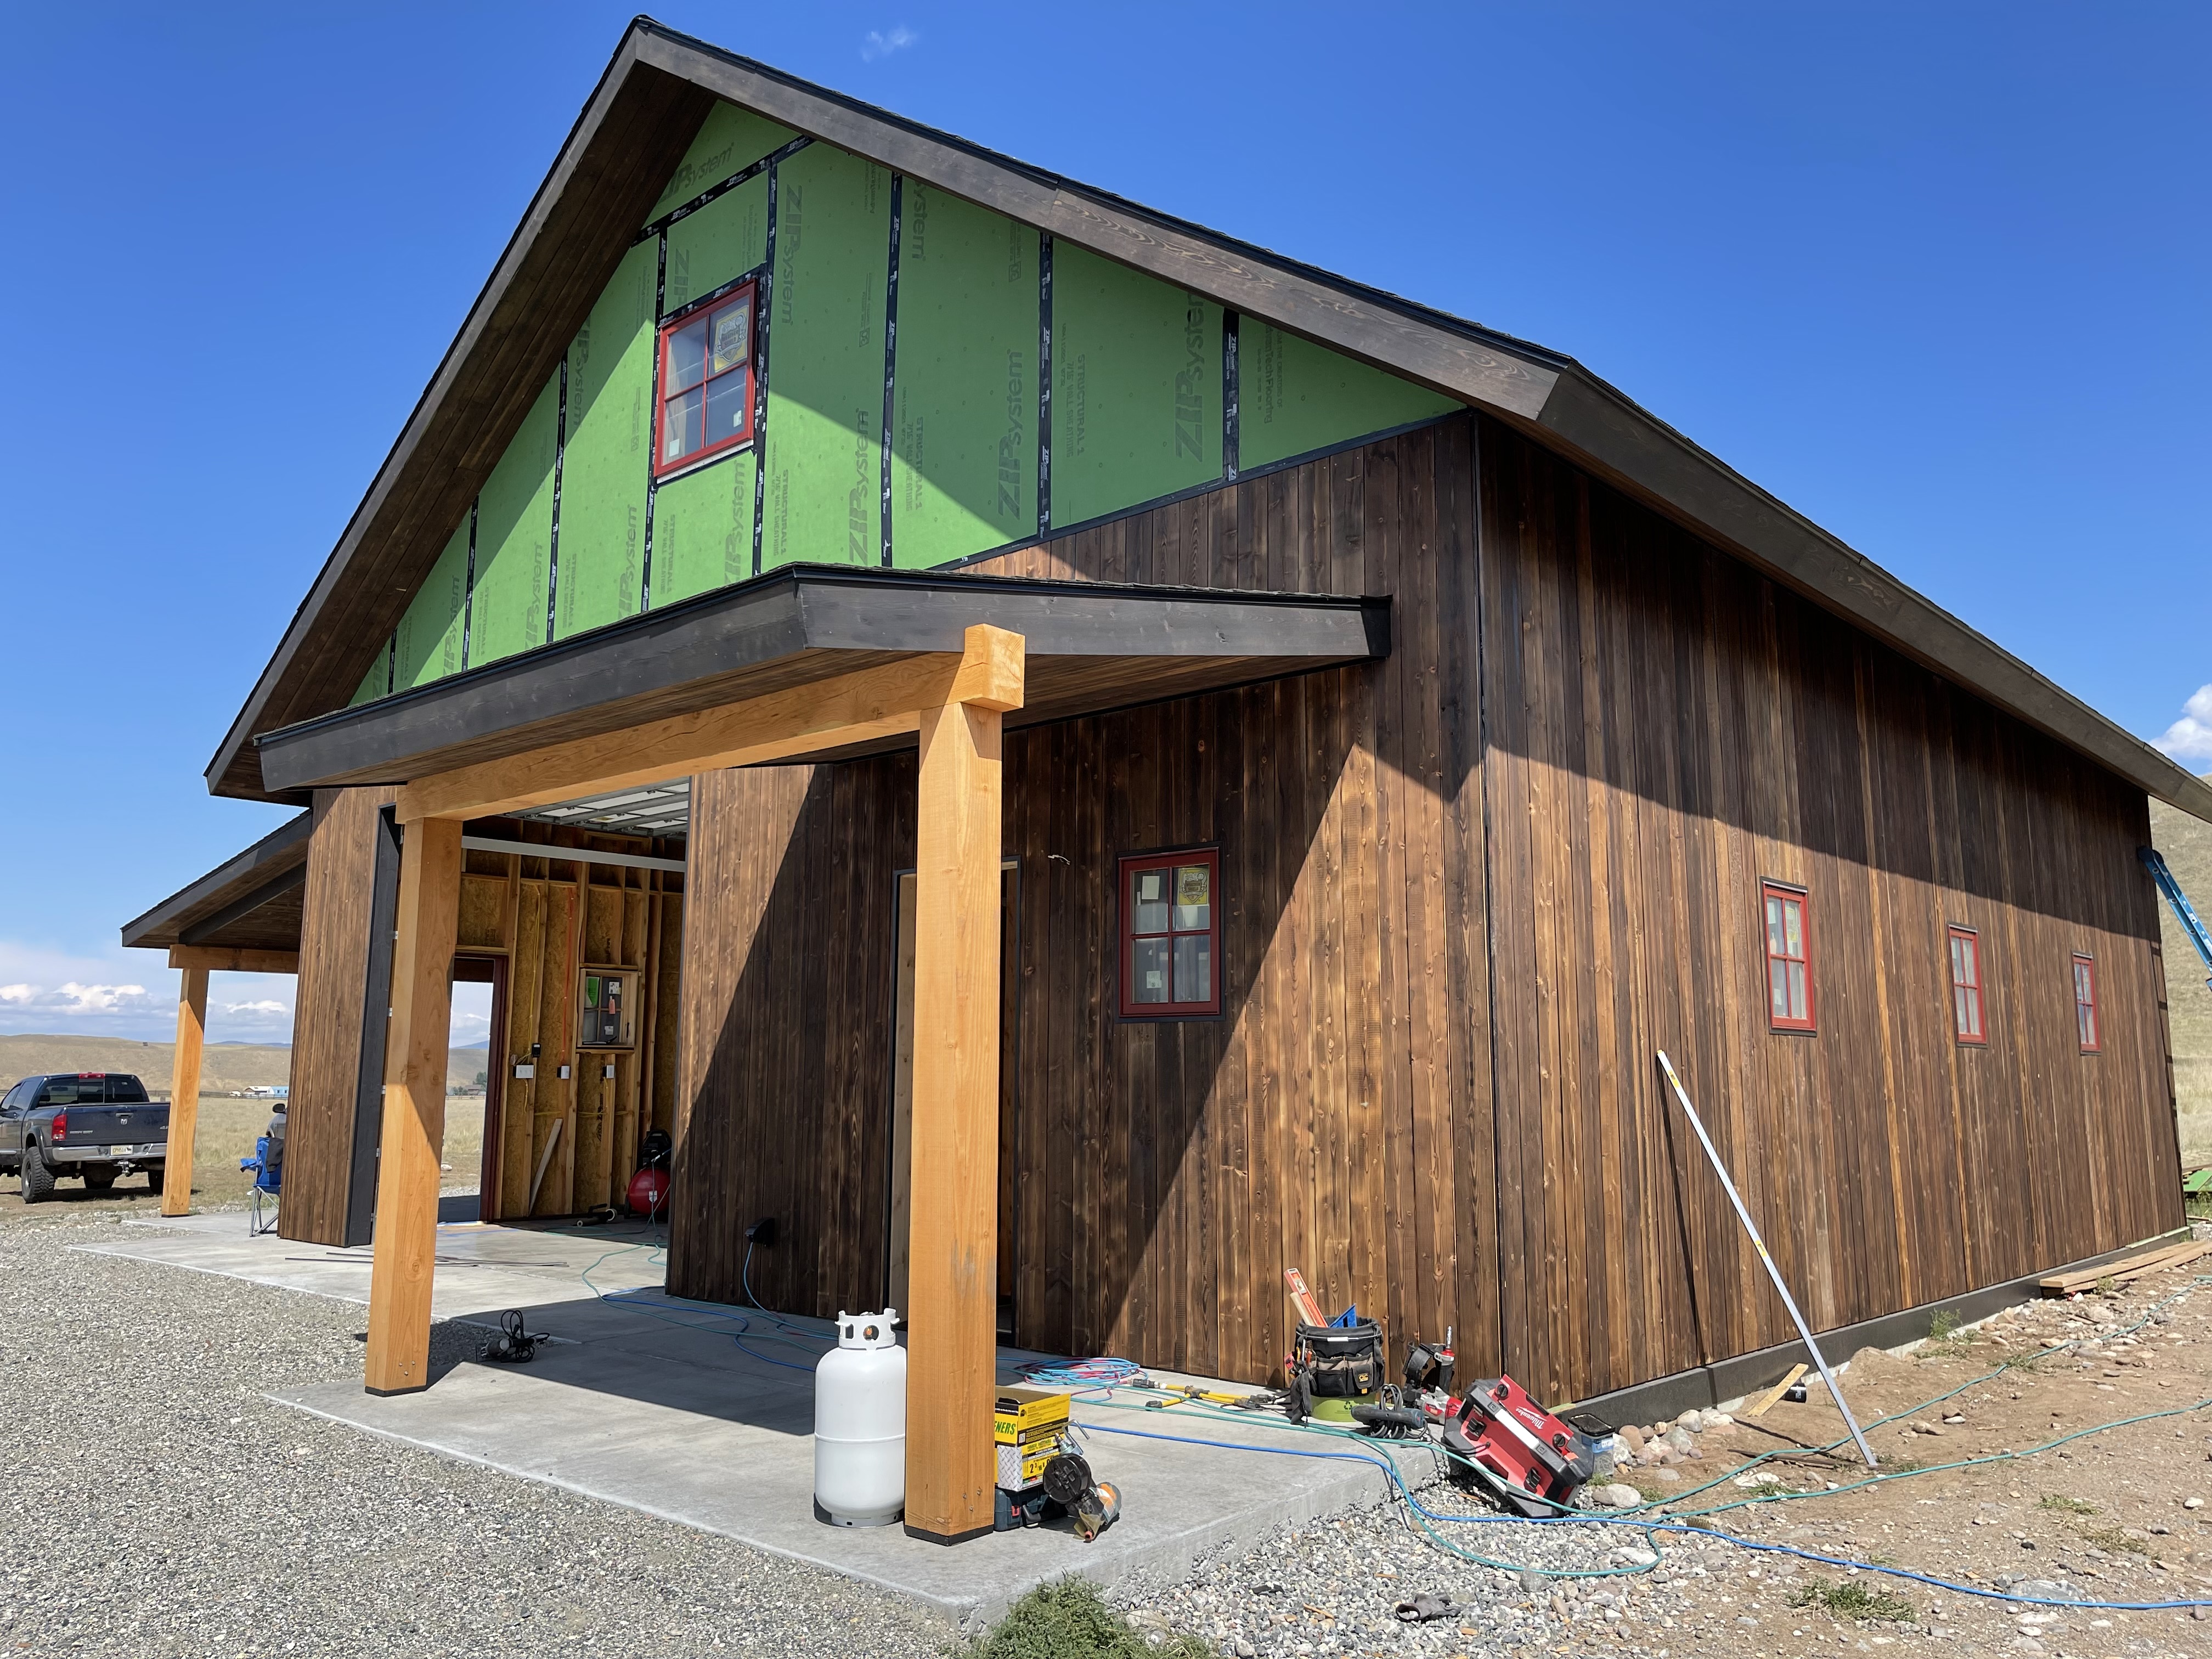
[
  {"x1": 1286, "y1": 1319, "x2": 1384, "y2": 1420},
  {"x1": 1443, "y1": 1374, "x2": 1598, "y2": 1517}
]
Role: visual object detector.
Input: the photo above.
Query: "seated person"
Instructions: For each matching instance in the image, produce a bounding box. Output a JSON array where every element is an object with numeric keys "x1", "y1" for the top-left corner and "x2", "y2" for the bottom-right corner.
[{"x1": 264, "y1": 1101, "x2": 287, "y2": 1177}]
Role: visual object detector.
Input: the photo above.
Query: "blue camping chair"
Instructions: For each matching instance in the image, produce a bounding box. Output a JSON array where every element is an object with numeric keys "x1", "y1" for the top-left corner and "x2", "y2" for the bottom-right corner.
[{"x1": 238, "y1": 1135, "x2": 281, "y2": 1236}]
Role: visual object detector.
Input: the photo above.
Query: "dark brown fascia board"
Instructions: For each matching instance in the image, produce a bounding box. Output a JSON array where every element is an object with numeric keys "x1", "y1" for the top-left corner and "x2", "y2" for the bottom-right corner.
[
  {"x1": 253, "y1": 564, "x2": 1390, "y2": 794},
  {"x1": 120, "y1": 810, "x2": 314, "y2": 951},
  {"x1": 211, "y1": 15, "x2": 2212, "y2": 829}
]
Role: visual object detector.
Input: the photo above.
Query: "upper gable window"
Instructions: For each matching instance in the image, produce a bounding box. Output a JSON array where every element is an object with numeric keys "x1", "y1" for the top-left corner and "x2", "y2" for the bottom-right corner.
[{"x1": 656, "y1": 284, "x2": 755, "y2": 476}]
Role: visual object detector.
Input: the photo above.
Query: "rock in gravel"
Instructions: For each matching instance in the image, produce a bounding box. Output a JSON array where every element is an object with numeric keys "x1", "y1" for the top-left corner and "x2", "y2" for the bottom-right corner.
[
  {"x1": 1664, "y1": 1426, "x2": 1696, "y2": 1453},
  {"x1": 1675, "y1": 1408, "x2": 1705, "y2": 1432},
  {"x1": 1617, "y1": 1424, "x2": 1645, "y2": 1453}
]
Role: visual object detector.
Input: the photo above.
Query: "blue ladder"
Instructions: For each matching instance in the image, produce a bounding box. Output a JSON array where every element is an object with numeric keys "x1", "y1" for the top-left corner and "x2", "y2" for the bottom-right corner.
[{"x1": 2140, "y1": 847, "x2": 2212, "y2": 992}]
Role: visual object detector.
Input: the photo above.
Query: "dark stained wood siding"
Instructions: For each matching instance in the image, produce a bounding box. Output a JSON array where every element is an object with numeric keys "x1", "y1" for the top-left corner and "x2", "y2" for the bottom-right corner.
[
  {"x1": 665, "y1": 413, "x2": 2182, "y2": 1398},
  {"x1": 668, "y1": 763, "x2": 915, "y2": 1314},
  {"x1": 282, "y1": 786, "x2": 397, "y2": 1246},
  {"x1": 1474, "y1": 416, "x2": 2182, "y2": 1401}
]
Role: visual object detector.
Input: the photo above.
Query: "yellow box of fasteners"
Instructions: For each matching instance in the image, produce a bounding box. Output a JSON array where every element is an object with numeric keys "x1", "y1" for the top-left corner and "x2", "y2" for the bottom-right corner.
[{"x1": 993, "y1": 1385, "x2": 1070, "y2": 1443}]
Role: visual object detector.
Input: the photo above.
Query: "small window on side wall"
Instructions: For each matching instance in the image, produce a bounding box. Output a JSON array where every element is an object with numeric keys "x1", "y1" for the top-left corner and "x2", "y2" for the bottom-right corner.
[
  {"x1": 1948, "y1": 925, "x2": 1985, "y2": 1045},
  {"x1": 655, "y1": 284, "x2": 755, "y2": 476},
  {"x1": 1761, "y1": 880, "x2": 1814, "y2": 1033},
  {"x1": 2072, "y1": 954, "x2": 2101, "y2": 1054},
  {"x1": 1120, "y1": 849, "x2": 1221, "y2": 1018}
]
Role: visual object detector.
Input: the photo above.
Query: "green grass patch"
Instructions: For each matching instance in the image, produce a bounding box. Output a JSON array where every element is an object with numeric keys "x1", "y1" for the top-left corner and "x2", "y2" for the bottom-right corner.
[
  {"x1": 963, "y1": 1579, "x2": 1211, "y2": 1659},
  {"x1": 2038, "y1": 1493, "x2": 2098, "y2": 1516},
  {"x1": 2071, "y1": 1521, "x2": 2148, "y2": 1554},
  {"x1": 1788, "y1": 1580, "x2": 1920, "y2": 1623},
  {"x1": 1876, "y1": 1455, "x2": 1923, "y2": 1472}
]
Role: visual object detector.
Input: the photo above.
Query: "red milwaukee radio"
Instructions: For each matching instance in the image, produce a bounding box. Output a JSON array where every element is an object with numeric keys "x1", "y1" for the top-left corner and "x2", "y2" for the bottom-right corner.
[{"x1": 1442, "y1": 1375, "x2": 1598, "y2": 1517}]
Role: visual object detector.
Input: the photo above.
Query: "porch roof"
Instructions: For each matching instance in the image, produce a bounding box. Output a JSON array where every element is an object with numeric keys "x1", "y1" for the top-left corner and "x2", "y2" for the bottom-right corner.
[
  {"x1": 120, "y1": 811, "x2": 312, "y2": 953},
  {"x1": 252, "y1": 565, "x2": 1390, "y2": 797}
]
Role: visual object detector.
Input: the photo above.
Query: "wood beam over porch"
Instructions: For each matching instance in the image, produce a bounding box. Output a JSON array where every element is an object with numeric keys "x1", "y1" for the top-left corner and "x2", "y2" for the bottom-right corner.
[{"x1": 360, "y1": 625, "x2": 1022, "y2": 1542}]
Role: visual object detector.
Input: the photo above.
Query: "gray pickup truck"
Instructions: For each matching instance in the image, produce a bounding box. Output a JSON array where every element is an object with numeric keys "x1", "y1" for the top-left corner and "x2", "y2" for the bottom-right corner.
[{"x1": 1, "y1": 1073, "x2": 170, "y2": 1203}]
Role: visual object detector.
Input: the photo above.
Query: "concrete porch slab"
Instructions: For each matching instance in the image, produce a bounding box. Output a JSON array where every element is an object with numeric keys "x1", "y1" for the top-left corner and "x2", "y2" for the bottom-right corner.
[{"x1": 77, "y1": 1207, "x2": 1437, "y2": 1627}]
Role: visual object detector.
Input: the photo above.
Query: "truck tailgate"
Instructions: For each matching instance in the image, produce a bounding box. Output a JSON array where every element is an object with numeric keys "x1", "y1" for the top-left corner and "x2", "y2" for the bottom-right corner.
[{"x1": 54, "y1": 1104, "x2": 169, "y2": 1149}]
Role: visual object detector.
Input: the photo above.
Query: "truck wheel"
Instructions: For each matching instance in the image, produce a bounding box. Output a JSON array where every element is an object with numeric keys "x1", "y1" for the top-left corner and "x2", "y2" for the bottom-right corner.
[
  {"x1": 20, "y1": 1146, "x2": 54, "y2": 1204},
  {"x1": 145, "y1": 1167, "x2": 165, "y2": 1194},
  {"x1": 84, "y1": 1171, "x2": 115, "y2": 1193}
]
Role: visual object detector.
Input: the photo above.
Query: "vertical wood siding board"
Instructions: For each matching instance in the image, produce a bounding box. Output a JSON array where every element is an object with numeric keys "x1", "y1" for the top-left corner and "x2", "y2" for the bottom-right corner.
[
  {"x1": 1573, "y1": 482, "x2": 1629, "y2": 1395},
  {"x1": 1211, "y1": 693, "x2": 1251, "y2": 1379},
  {"x1": 1441, "y1": 416, "x2": 1500, "y2": 1377},
  {"x1": 1328, "y1": 450, "x2": 1364, "y2": 601},
  {"x1": 1926, "y1": 685, "x2": 1980, "y2": 1291},
  {"x1": 1524, "y1": 450, "x2": 1572, "y2": 1396},
  {"x1": 1365, "y1": 449, "x2": 1418, "y2": 1357},
  {"x1": 1479, "y1": 432, "x2": 1533, "y2": 1379},
  {"x1": 1042, "y1": 724, "x2": 1079, "y2": 1348},
  {"x1": 1438, "y1": 419, "x2": 1487, "y2": 1371},
  {"x1": 1848, "y1": 651, "x2": 1911, "y2": 1314},
  {"x1": 1283, "y1": 673, "x2": 1321, "y2": 1326},
  {"x1": 1403, "y1": 431, "x2": 1458, "y2": 1361},
  {"x1": 1311, "y1": 674, "x2": 1350, "y2": 1327},
  {"x1": 1242, "y1": 680, "x2": 1282, "y2": 1379}
]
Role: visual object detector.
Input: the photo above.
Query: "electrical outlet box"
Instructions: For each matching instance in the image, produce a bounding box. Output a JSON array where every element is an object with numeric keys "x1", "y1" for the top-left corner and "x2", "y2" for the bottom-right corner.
[
  {"x1": 602, "y1": 1064, "x2": 616, "y2": 1079},
  {"x1": 557, "y1": 1064, "x2": 572, "y2": 1080},
  {"x1": 514, "y1": 1063, "x2": 534, "y2": 1079}
]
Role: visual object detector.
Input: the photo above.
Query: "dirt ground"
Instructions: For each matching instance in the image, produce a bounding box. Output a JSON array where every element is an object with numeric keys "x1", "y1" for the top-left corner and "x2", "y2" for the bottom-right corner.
[
  {"x1": 0, "y1": 1093, "x2": 485, "y2": 1224},
  {"x1": 1567, "y1": 1243, "x2": 2212, "y2": 1657}
]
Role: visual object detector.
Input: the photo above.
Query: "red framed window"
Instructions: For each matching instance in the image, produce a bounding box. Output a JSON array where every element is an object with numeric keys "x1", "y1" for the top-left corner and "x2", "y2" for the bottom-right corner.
[
  {"x1": 1947, "y1": 925, "x2": 1985, "y2": 1045},
  {"x1": 1120, "y1": 849, "x2": 1221, "y2": 1018},
  {"x1": 1761, "y1": 881, "x2": 1814, "y2": 1032},
  {"x1": 2072, "y1": 953, "x2": 2101, "y2": 1053},
  {"x1": 654, "y1": 284, "x2": 755, "y2": 476}
]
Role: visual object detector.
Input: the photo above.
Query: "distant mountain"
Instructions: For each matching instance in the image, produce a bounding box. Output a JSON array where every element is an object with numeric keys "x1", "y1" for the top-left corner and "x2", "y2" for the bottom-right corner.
[{"x1": 2150, "y1": 776, "x2": 2212, "y2": 1166}]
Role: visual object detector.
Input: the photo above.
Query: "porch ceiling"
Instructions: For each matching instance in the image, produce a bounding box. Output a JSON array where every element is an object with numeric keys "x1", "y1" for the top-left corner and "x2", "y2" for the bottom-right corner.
[{"x1": 252, "y1": 565, "x2": 1390, "y2": 798}]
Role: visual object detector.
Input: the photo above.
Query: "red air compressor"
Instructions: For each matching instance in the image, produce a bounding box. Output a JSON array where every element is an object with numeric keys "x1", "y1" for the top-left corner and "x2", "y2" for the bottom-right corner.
[{"x1": 1442, "y1": 1375, "x2": 1598, "y2": 1517}]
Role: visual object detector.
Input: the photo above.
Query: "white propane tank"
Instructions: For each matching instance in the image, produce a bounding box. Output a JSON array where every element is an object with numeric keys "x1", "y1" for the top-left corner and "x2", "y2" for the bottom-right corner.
[{"x1": 813, "y1": 1307, "x2": 906, "y2": 1526}]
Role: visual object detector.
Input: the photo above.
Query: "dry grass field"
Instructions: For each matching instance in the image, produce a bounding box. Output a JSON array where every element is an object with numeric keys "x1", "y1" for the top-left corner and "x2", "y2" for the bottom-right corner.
[{"x1": 2150, "y1": 782, "x2": 2212, "y2": 1168}]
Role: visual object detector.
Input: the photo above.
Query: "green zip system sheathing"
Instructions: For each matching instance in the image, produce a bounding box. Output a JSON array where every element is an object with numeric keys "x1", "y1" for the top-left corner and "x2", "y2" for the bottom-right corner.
[
  {"x1": 1238, "y1": 320, "x2": 1460, "y2": 473},
  {"x1": 344, "y1": 100, "x2": 1468, "y2": 707},
  {"x1": 646, "y1": 103, "x2": 799, "y2": 225},
  {"x1": 1048, "y1": 242, "x2": 1221, "y2": 530},
  {"x1": 468, "y1": 375, "x2": 561, "y2": 668},
  {"x1": 891, "y1": 182, "x2": 1036, "y2": 569},
  {"x1": 761, "y1": 144, "x2": 890, "y2": 572},
  {"x1": 394, "y1": 518, "x2": 471, "y2": 689},
  {"x1": 555, "y1": 240, "x2": 658, "y2": 641},
  {"x1": 665, "y1": 173, "x2": 768, "y2": 314},
  {"x1": 650, "y1": 451, "x2": 759, "y2": 607}
]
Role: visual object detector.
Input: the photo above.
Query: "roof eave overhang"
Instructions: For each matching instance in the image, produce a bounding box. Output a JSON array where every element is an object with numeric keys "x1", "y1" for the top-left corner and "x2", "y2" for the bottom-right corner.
[
  {"x1": 120, "y1": 810, "x2": 314, "y2": 951},
  {"x1": 211, "y1": 17, "x2": 2212, "y2": 830},
  {"x1": 252, "y1": 566, "x2": 1391, "y2": 795}
]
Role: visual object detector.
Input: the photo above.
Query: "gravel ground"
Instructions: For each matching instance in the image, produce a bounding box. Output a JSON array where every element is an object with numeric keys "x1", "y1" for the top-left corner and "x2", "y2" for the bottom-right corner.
[
  {"x1": 1117, "y1": 1257, "x2": 2212, "y2": 1659},
  {"x1": 0, "y1": 1207, "x2": 953, "y2": 1658}
]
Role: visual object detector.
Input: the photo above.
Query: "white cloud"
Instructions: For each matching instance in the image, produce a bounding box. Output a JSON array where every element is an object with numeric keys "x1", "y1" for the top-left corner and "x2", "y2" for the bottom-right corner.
[
  {"x1": 0, "y1": 939, "x2": 293, "y2": 1042},
  {"x1": 2154, "y1": 684, "x2": 2212, "y2": 764},
  {"x1": 0, "y1": 979, "x2": 157, "y2": 1016},
  {"x1": 862, "y1": 25, "x2": 918, "y2": 61}
]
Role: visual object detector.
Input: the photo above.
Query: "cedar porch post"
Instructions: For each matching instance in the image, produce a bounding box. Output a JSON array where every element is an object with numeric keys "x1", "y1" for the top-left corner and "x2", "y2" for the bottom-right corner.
[
  {"x1": 363, "y1": 815, "x2": 463, "y2": 1395},
  {"x1": 904, "y1": 625, "x2": 1023, "y2": 1543},
  {"x1": 160, "y1": 967, "x2": 208, "y2": 1217}
]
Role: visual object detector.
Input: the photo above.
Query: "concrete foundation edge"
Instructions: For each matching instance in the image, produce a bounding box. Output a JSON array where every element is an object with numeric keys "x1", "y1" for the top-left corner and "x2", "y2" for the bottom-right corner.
[{"x1": 1567, "y1": 1224, "x2": 2195, "y2": 1429}]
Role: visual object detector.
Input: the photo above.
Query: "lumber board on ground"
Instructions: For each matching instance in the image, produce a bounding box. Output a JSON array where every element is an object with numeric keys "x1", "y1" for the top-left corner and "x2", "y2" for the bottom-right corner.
[
  {"x1": 2038, "y1": 1240, "x2": 2209, "y2": 1295},
  {"x1": 1743, "y1": 1363, "x2": 1807, "y2": 1419}
]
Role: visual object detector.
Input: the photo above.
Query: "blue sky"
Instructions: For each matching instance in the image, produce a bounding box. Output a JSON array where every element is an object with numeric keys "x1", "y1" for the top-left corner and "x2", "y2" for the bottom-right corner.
[{"x1": 2, "y1": 1, "x2": 2205, "y2": 1043}]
